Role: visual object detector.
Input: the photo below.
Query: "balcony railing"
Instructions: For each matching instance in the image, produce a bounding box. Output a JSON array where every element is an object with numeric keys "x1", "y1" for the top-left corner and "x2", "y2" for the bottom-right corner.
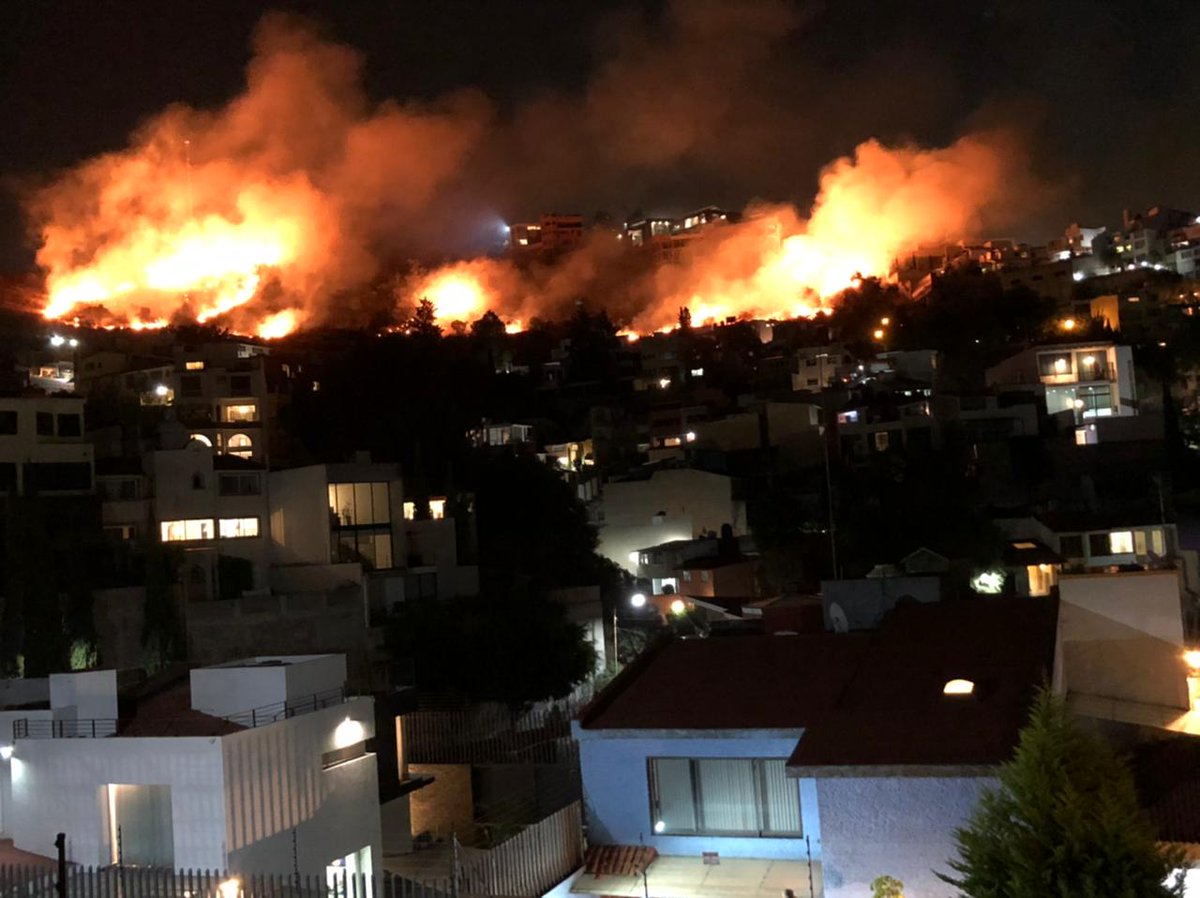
[
  {"x1": 1041, "y1": 362, "x2": 1117, "y2": 385},
  {"x1": 12, "y1": 686, "x2": 350, "y2": 740}
]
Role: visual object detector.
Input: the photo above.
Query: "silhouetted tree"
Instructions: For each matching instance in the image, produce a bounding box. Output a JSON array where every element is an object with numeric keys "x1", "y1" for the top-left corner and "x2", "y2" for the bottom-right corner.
[
  {"x1": 943, "y1": 690, "x2": 1183, "y2": 897},
  {"x1": 409, "y1": 298, "x2": 441, "y2": 337}
]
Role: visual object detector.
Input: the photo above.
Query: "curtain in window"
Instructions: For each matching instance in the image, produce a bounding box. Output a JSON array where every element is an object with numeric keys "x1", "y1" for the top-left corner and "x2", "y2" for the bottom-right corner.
[
  {"x1": 652, "y1": 758, "x2": 696, "y2": 832},
  {"x1": 696, "y1": 759, "x2": 758, "y2": 833},
  {"x1": 759, "y1": 759, "x2": 802, "y2": 834}
]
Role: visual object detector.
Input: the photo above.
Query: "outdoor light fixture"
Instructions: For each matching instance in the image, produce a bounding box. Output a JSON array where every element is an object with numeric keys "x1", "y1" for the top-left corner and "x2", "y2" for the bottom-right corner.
[
  {"x1": 872, "y1": 329, "x2": 885, "y2": 340},
  {"x1": 880, "y1": 317, "x2": 890, "y2": 326},
  {"x1": 333, "y1": 718, "x2": 366, "y2": 750},
  {"x1": 670, "y1": 599, "x2": 686, "y2": 616},
  {"x1": 658, "y1": 378, "x2": 671, "y2": 389},
  {"x1": 628, "y1": 551, "x2": 641, "y2": 565},
  {"x1": 1061, "y1": 318, "x2": 1077, "y2": 331},
  {"x1": 49, "y1": 335, "x2": 65, "y2": 347},
  {"x1": 0, "y1": 745, "x2": 12, "y2": 761},
  {"x1": 630, "y1": 593, "x2": 647, "y2": 608},
  {"x1": 654, "y1": 820, "x2": 666, "y2": 833},
  {"x1": 68, "y1": 338, "x2": 79, "y2": 348},
  {"x1": 970, "y1": 570, "x2": 1005, "y2": 595},
  {"x1": 685, "y1": 432, "x2": 696, "y2": 442},
  {"x1": 1185, "y1": 650, "x2": 1200, "y2": 671},
  {"x1": 218, "y1": 879, "x2": 240, "y2": 898},
  {"x1": 943, "y1": 679, "x2": 975, "y2": 696},
  {"x1": 154, "y1": 384, "x2": 169, "y2": 397}
]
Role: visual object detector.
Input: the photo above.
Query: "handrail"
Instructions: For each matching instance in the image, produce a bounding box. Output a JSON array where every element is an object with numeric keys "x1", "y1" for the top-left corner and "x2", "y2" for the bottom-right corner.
[{"x1": 11, "y1": 687, "x2": 351, "y2": 739}]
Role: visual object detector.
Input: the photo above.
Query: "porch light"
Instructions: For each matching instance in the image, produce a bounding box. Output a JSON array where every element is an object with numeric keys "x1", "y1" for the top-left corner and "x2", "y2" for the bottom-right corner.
[
  {"x1": 1185, "y1": 650, "x2": 1200, "y2": 672},
  {"x1": 670, "y1": 599, "x2": 686, "y2": 616},
  {"x1": 943, "y1": 679, "x2": 975, "y2": 696},
  {"x1": 218, "y1": 879, "x2": 240, "y2": 898},
  {"x1": 654, "y1": 820, "x2": 666, "y2": 833}
]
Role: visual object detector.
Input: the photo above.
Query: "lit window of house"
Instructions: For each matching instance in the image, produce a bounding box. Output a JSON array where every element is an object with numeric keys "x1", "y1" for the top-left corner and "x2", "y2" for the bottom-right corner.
[
  {"x1": 1109, "y1": 531, "x2": 1134, "y2": 554},
  {"x1": 429, "y1": 498, "x2": 446, "y2": 520},
  {"x1": 190, "y1": 433, "x2": 213, "y2": 447},
  {"x1": 1151, "y1": 527, "x2": 1166, "y2": 555},
  {"x1": 943, "y1": 679, "x2": 975, "y2": 695},
  {"x1": 218, "y1": 517, "x2": 259, "y2": 539},
  {"x1": 648, "y1": 758, "x2": 800, "y2": 836},
  {"x1": 222, "y1": 404, "x2": 258, "y2": 423},
  {"x1": 227, "y1": 434, "x2": 253, "y2": 458},
  {"x1": 403, "y1": 501, "x2": 416, "y2": 521},
  {"x1": 328, "y1": 483, "x2": 391, "y2": 527},
  {"x1": 185, "y1": 361, "x2": 205, "y2": 371},
  {"x1": 160, "y1": 519, "x2": 214, "y2": 542}
]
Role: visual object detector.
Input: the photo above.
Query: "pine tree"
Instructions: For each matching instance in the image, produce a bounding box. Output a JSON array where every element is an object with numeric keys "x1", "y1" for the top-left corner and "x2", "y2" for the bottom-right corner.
[
  {"x1": 409, "y1": 298, "x2": 441, "y2": 337},
  {"x1": 943, "y1": 690, "x2": 1184, "y2": 897}
]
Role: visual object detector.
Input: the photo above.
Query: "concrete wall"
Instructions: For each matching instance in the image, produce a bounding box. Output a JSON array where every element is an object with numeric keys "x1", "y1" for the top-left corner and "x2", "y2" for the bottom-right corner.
[
  {"x1": 9, "y1": 735, "x2": 227, "y2": 868},
  {"x1": 269, "y1": 466, "x2": 333, "y2": 567},
  {"x1": 817, "y1": 775, "x2": 993, "y2": 898},
  {"x1": 574, "y1": 729, "x2": 818, "y2": 860},
  {"x1": 1054, "y1": 570, "x2": 1189, "y2": 709},
  {"x1": 822, "y1": 577, "x2": 941, "y2": 631},
  {"x1": 93, "y1": 587, "x2": 147, "y2": 670},
  {"x1": 408, "y1": 763, "x2": 474, "y2": 843},
  {"x1": 49, "y1": 670, "x2": 119, "y2": 721},
  {"x1": 598, "y1": 469, "x2": 746, "y2": 572},
  {"x1": 223, "y1": 698, "x2": 381, "y2": 878},
  {"x1": 191, "y1": 655, "x2": 344, "y2": 717},
  {"x1": 186, "y1": 593, "x2": 373, "y2": 688}
]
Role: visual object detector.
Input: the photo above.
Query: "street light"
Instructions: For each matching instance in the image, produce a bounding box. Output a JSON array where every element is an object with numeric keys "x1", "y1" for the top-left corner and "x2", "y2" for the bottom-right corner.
[{"x1": 630, "y1": 593, "x2": 647, "y2": 608}]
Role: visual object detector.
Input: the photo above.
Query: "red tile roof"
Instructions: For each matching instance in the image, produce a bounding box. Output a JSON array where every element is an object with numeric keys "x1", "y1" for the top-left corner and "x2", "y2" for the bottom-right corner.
[
  {"x1": 581, "y1": 596, "x2": 1058, "y2": 770},
  {"x1": 118, "y1": 681, "x2": 245, "y2": 737}
]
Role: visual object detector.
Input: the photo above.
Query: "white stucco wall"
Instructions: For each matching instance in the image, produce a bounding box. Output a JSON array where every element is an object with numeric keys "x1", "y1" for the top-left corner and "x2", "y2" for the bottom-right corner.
[
  {"x1": 575, "y1": 729, "x2": 819, "y2": 861},
  {"x1": 223, "y1": 697, "x2": 380, "y2": 878},
  {"x1": 816, "y1": 775, "x2": 994, "y2": 898},
  {"x1": 8, "y1": 736, "x2": 227, "y2": 868},
  {"x1": 269, "y1": 466, "x2": 334, "y2": 567}
]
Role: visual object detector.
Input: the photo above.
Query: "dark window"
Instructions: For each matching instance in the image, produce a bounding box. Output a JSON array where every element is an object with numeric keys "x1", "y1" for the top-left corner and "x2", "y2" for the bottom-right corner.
[
  {"x1": 230, "y1": 374, "x2": 252, "y2": 394},
  {"x1": 0, "y1": 463, "x2": 16, "y2": 492},
  {"x1": 1059, "y1": 535, "x2": 1083, "y2": 557},
  {"x1": 180, "y1": 375, "x2": 203, "y2": 398},
  {"x1": 0, "y1": 411, "x2": 16, "y2": 435},
  {"x1": 218, "y1": 473, "x2": 262, "y2": 496},
  {"x1": 36, "y1": 412, "x2": 53, "y2": 436},
  {"x1": 192, "y1": 473, "x2": 205, "y2": 490},
  {"x1": 405, "y1": 571, "x2": 438, "y2": 600},
  {"x1": 23, "y1": 462, "x2": 91, "y2": 492},
  {"x1": 1087, "y1": 533, "x2": 1110, "y2": 556},
  {"x1": 56, "y1": 414, "x2": 81, "y2": 437}
]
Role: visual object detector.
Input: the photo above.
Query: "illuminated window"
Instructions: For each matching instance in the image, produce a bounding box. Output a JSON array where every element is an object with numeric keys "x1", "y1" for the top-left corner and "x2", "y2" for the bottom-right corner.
[
  {"x1": 218, "y1": 517, "x2": 259, "y2": 539},
  {"x1": 227, "y1": 434, "x2": 253, "y2": 458},
  {"x1": 185, "y1": 361, "x2": 205, "y2": 371},
  {"x1": 189, "y1": 433, "x2": 213, "y2": 447},
  {"x1": 429, "y1": 498, "x2": 446, "y2": 520},
  {"x1": 943, "y1": 679, "x2": 975, "y2": 696},
  {"x1": 222, "y1": 404, "x2": 258, "y2": 423},
  {"x1": 328, "y1": 482, "x2": 391, "y2": 527},
  {"x1": 1109, "y1": 530, "x2": 1134, "y2": 554},
  {"x1": 160, "y1": 519, "x2": 214, "y2": 542},
  {"x1": 1012, "y1": 541, "x2": 1037, "y2": 550},
  {"x1": 1151, "y1": 528, "x2": 1166, "y2": 555},
  {"x1": 403, "y1": 501, "x2": 416, "y2": 521},
  {"x1": 648, "y1": 758, "x2": 799, "y2": 836}
]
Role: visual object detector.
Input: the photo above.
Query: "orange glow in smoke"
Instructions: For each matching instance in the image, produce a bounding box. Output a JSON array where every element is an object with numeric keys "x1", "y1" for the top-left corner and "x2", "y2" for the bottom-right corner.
[
  {"x1": 257, "y1": 309, "x2": 300, "y2": 339},
  {"x1": 419, "y1": 270, "x2": 487, "y2": 324}
]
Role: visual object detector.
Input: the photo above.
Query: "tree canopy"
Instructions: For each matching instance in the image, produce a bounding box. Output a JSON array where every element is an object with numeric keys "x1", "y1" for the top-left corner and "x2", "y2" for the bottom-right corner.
[
  {"x1": 943, "y1": 690, "x2": 1182, "y2": 897},
  {"x1": 385, "y1": 594, "x2": 596, "y2": 709}
]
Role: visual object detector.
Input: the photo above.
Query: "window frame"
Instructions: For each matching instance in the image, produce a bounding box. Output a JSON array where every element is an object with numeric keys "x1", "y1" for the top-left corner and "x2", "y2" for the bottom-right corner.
[{"x1": 647, "y1": 756, "x2": 802, "y2": 838}]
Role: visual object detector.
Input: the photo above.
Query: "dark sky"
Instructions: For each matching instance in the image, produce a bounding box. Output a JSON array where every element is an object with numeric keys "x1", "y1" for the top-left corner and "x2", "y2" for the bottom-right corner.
[{"x1": 2, "y1": 0, "x2": 1198, "y2": 274}]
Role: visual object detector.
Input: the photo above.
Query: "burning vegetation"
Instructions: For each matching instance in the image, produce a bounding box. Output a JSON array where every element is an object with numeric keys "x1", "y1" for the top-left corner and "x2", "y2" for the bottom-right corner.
[{"x1": 30, "y1": 11, "x2": 1034, "y2": 339}]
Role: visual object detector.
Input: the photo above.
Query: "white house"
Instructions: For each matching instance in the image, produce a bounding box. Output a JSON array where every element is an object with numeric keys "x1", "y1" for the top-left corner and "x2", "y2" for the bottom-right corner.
[
  {"x1": 570, "y1": 598, "x2": 1057, "y2": 898},
  {"x1": 0, "y1": 394, "x2": 93, "y2": 496},
  {"x1": 0, "y1": 654, "x2": 381, "y2": 879},
  {"x1": 597, "y1": 468, "x2": 747, "y2": 573}
]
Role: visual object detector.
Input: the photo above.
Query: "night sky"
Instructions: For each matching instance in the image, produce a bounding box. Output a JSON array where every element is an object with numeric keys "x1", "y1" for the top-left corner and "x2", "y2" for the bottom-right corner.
[{"x1": 2, "y1": 0, "x2": 1198, "y2": 273}]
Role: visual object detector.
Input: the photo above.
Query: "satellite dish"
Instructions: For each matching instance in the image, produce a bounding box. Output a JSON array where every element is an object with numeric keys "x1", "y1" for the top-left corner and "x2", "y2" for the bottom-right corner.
[{"x1": 828, "y1": 602, "x2": 850, "y2": 634}]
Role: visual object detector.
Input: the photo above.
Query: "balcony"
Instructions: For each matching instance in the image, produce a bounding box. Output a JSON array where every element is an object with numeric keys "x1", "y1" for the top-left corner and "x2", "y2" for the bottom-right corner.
[{"x1": 1041, "y1": 362, "x2": 1116, "y2": 386}]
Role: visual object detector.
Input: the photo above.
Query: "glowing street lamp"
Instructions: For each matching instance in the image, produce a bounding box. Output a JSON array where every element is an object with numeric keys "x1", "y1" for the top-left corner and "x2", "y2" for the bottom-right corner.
[{"x1": 630, "y1": 593, "x2": 647, "y2": 609}]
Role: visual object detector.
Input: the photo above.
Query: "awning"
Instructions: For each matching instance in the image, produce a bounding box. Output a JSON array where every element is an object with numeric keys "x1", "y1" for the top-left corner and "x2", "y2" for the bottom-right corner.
[{"x1": 570, "y1": 854, "x2": 821, "y2": 898}]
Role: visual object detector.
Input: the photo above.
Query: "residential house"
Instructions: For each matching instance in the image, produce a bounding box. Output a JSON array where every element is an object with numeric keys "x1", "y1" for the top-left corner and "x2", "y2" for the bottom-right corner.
[
  {"x1": 570, "y1": 597, "x2": 1057, "y2": 898},
  {"x1": 597, "y1": 467, "x2": 747, "y2": 573},
  {"x1": 0, "y1": 655, "x2": 381, "y2": 879}
]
